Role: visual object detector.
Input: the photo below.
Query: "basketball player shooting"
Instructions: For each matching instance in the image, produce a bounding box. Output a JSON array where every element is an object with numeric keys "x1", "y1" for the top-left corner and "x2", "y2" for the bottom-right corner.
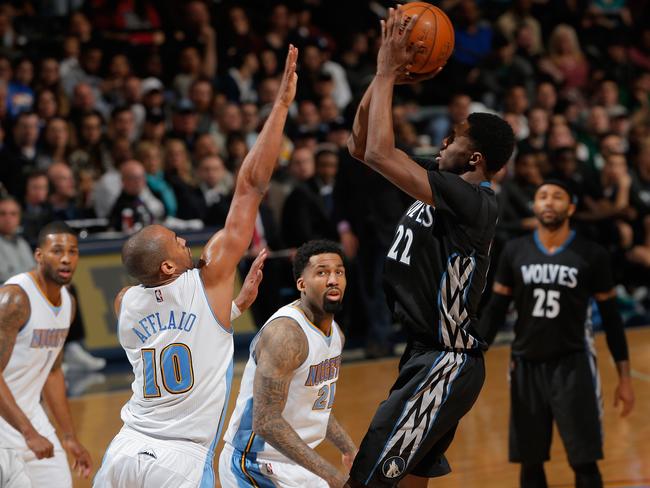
[
  {"x1": 0, "y1": 222, "x2": 92, "y2": 487},
  {"x1": 93, "y1": 45, "x2": 298, "y2": 488},
  {"x1": 346, "y1": 7, "x2": 515, "y2": 487}
]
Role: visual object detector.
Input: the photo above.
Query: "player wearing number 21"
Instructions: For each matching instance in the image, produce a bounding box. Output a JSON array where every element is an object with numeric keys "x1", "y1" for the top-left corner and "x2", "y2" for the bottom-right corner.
[
  {"x1": 479, "y1": 180, "x2": 635, "y2": 488},
  {"x1": 220, "y1": 240, "x2": 357, "y2": 488},
  {"x1": 94, "y1": 45, "x2": 299, "y2": 487}
]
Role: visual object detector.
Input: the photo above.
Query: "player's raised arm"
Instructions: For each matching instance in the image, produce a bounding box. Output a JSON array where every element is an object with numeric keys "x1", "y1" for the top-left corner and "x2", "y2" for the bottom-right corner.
[
  {"x1": 347, "y1": 78, "x2": 374, "y2": 161},
  {"x1": 363, "y1": 8, "x2": 436, "y2": 205},
  {"x1": 252, "y1": 318, "x2": 347, "y2": 487},
  {"x1": 199, "y1": 46, "x2": 297, "y2": 324},
  {"x1": 0, "y1": 285, "x2": 54, "y2": 460}
]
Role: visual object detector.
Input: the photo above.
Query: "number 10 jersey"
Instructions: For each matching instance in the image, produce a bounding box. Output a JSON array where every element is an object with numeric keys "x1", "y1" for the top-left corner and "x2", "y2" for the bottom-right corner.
[{"x1": 118, "y1": 268, "x2": 234, "y2": 452}]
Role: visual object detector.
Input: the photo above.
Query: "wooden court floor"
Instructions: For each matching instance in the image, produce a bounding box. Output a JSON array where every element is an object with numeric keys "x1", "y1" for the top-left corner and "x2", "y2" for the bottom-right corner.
[{"x1": 68, "y1": 327, "x2": 650, "y2": 487}]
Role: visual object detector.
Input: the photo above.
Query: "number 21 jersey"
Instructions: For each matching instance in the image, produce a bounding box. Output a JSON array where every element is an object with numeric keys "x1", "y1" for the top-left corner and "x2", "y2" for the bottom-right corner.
[{"x1": 495, "y1": 231, "x2": 614, "y2": 360}]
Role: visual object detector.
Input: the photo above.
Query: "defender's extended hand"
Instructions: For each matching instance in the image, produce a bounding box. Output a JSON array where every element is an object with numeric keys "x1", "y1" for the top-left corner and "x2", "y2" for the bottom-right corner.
[
  {"x1": 235, "y1": 248, "x2": 268, "y2": 312},
  {"x1": 276, "y1": 45, "x2": 299, "y2": 108}
]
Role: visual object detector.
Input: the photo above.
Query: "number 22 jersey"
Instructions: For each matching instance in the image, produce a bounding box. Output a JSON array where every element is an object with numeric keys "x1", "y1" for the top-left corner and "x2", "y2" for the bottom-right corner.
[
  {"x1": 495, "y1": 231, "x2": 614, "y2": 360},
  {"x1": 118, "y1": 268, "x2": 234, "y2": 452},
  {"x1": 383, "y1": 160, "x2": 498, "y2": 351}
]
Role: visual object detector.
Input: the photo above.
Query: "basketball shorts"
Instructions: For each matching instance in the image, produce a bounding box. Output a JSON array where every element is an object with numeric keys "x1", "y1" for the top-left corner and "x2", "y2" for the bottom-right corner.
[
  {"x1": 219, "y1": 443, "x2": 328, "y2": 488},
  {"x1": 509, "y1": 350, "x2": 603, "y2": 464},
  {"x1": 93, "y1": 427, "x2": 214, "y2": 488},
  {"x1": 0, "y1": 410, "x2": 71, "y2": 487},
  {"x1": 0, "y1": 448, "x2": 31, "y2": 487},
  {"x1": 0, "y1": 442, "x2": 71, "y2": 488},
  {"x1": 349, "y1": 347, "x2": 485, "y2": 487}
]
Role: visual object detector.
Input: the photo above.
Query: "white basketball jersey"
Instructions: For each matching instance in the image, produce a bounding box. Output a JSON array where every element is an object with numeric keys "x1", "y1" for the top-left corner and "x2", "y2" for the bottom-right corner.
[
  {"x1": 118, "y1": 268, "x2": 234, "y2": 454},
  {"x1": 224, "y1": 301, "x2": 343, "y2": 462},
  {"x1": 0, "y1": 273, "x2": 71, "y2": 449}
]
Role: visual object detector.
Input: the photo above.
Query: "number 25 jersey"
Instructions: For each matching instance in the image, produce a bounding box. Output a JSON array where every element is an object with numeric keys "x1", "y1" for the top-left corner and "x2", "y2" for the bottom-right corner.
[
  {"x1": 118, "y1": 268, "x2": 234, "y2": 451},
  {"x1": 495, "y1": 231, "x2": 614, "y2": 360}
]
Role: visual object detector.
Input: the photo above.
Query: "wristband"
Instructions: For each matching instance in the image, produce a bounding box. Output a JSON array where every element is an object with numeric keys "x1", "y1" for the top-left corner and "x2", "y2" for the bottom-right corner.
[{"x1": 231, "y1": 301, "x2": 242, "y2": 321}]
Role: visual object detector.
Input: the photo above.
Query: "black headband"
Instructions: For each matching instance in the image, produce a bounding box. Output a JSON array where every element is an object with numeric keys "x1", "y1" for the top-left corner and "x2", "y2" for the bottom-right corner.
[{"x1": 536, "y1": 179, "x2": 577, "y2": 204}]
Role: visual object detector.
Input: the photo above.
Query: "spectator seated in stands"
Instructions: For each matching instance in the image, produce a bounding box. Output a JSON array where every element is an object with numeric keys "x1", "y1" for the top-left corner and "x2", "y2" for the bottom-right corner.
[
  {"x1": 36, "y1": 116, "x2": 73, "y2": 168},
  {"x1": 627, "y1": 146, "x2": 650, "y2": 272},
  {"x1": 0, "y1": 111, "x2": 42, "y2": 200},
  {"x1": 498, "y1": 151, "x2": 543, "y2": 240},
  {"x1": 168, "y1": 99, "x2": 200, "y2": 152},
  {"x1": 47, "y1": 162, "x2": 90, "y2": 221},
  {"x1": 428, "y1": 93, "x2": 472, "y2": 147},
  {"x1": 0, "y1": 196, "x2": 34, "y2": 283},
  {"x1": 282, "y1": 145, "x2": 340, "y2": 248},
  {"x1": 69, "y1": 111, "x2": 111, "y2": 176},
  {"x1": 21, "y1": 170, "x2": 52, "y2": 244},
  {"x1": 518, "y1": 107, "x2": 549, "y2": 154},
  {"x1": 109, "y1": 159, "x2": 163, "y2": 232},
  {"x1": 136, "y1": 141, "x2": 177, "y2": 218},
  {"x1": 163, "y1": 139, "x2": 204, "y2": 221},
  {"x1": 195, "y1": 155, "x2": 233, "y2": 227}
]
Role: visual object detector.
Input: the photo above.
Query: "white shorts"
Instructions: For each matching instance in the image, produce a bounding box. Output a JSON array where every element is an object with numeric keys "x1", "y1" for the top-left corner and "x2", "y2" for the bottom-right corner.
[
  {"x1": 0, "y1": 449, "x2": 30, "y2": 488},
  {"x1": 0, "y1": 437, "x2": 71, "y2": 488},
  {"x1": 93, "y1": 428, "x2": 213, "y2": 488},
  {"x1": 218, "y1": 443, "x2": 328, "y2": 488}
]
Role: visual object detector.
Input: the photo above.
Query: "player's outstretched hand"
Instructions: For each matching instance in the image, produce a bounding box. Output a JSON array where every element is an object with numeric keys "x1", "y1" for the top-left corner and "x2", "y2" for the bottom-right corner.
[
  {"x1": 614, "y1": 377, "x2": 635, "y2": 417},
  {"x1": 24, "y1": 429, "x2": 54, "y2": 459},
  {"x1": 63, "y1": 435, "x2": 93, "y2": 478},
  {"x1": 377, "y1": 6, "x2": 421, "y2": 79},
  {"x1": 276, "y1": 44, "x2": 298, "y2": 108},
  {"x1": 235, "y1": 248, "x2": 268, "y2": 312}
]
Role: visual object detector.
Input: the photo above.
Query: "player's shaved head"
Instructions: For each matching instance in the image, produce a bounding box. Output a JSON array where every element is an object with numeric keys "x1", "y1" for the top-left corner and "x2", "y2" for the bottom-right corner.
[{"x1": 122, "y1": 225, "x2": 170, "y2": 285}]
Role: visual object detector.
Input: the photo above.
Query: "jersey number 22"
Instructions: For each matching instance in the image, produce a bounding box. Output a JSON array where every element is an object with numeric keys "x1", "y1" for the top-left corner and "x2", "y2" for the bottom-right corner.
[{"x1": 388, "y1": 225, "x2": 414, "y2": 265}]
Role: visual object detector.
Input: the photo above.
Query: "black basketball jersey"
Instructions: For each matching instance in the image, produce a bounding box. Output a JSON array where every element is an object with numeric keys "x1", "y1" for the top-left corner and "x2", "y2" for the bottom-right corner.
[
  {"x1": 495, "y1": 231, "x2": 614, "y2": 360},
  {"x1": 383, "y1": 161, "x2": 498, "y2": 351}
]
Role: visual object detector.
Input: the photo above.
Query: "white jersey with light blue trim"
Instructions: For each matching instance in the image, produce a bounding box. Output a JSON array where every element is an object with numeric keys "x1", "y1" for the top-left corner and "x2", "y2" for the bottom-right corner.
[
  {"x1": 223, "y1": 301, "x2": 343, "y2": 462},
  {"x1": 0, "y1": 272, "x2": 71, "y2": 449},
  {"x1": 118, "y1": 268, "x2": 233, "y2": 452}
]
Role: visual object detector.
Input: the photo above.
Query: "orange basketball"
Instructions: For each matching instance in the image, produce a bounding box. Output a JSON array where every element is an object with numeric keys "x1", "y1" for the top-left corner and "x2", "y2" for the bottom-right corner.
[{"x1": 399, "y1": 2, "x2": 455, "y2": 74}]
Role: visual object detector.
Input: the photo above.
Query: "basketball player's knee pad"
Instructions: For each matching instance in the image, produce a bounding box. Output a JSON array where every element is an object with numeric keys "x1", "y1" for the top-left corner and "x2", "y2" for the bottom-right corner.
[
  {"x1": 570, "y1": 462, "x2": 602, "y2": 488},
  {"x1": 520, "y1": 463, "x2": 547, "y2": 488}
]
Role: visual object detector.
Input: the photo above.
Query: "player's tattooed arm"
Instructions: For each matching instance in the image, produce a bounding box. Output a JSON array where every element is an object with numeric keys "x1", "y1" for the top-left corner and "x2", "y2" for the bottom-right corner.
[
  {"x1": 326, "y1": 415, "x2": 358, "y2": 471},
  {"x1": 0, "y1": 285, "x2": 54, "y2": 459},
  {"x1": 253, "y1": 318, "x2": 348, "y2": 487}
]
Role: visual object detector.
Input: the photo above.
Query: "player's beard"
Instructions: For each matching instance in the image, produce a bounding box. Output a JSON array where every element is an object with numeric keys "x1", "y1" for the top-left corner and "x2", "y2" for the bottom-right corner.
[
  {"x1": 43, "y1": 261, "x2": 72, "y2": 285},
  {"x1": 323, "y1": 296, "x2": 343, "y2": 314},
  {"x1": 538, "y1": 210, "x2": 569, "y2": 230}
]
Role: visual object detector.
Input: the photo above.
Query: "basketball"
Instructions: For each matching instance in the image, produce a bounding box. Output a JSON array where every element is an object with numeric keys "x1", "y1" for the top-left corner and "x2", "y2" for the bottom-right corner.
[{"x1": 399, "y1": 2, "x2": 455, "y2": 74}]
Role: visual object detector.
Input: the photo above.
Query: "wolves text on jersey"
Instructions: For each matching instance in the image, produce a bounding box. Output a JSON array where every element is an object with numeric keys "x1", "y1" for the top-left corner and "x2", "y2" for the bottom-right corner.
[
  {"x1": 520, "y1": 264, "x2": 578, "y2": 288},
  {"x1": 405, "y1": 201, "x2": 434, "y2": 228}
]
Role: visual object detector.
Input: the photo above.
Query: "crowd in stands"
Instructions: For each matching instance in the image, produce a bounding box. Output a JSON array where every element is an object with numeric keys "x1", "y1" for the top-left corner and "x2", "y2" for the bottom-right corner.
[{"x1": 0, "y1": 0, "x2": 649, "y2": 356}]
